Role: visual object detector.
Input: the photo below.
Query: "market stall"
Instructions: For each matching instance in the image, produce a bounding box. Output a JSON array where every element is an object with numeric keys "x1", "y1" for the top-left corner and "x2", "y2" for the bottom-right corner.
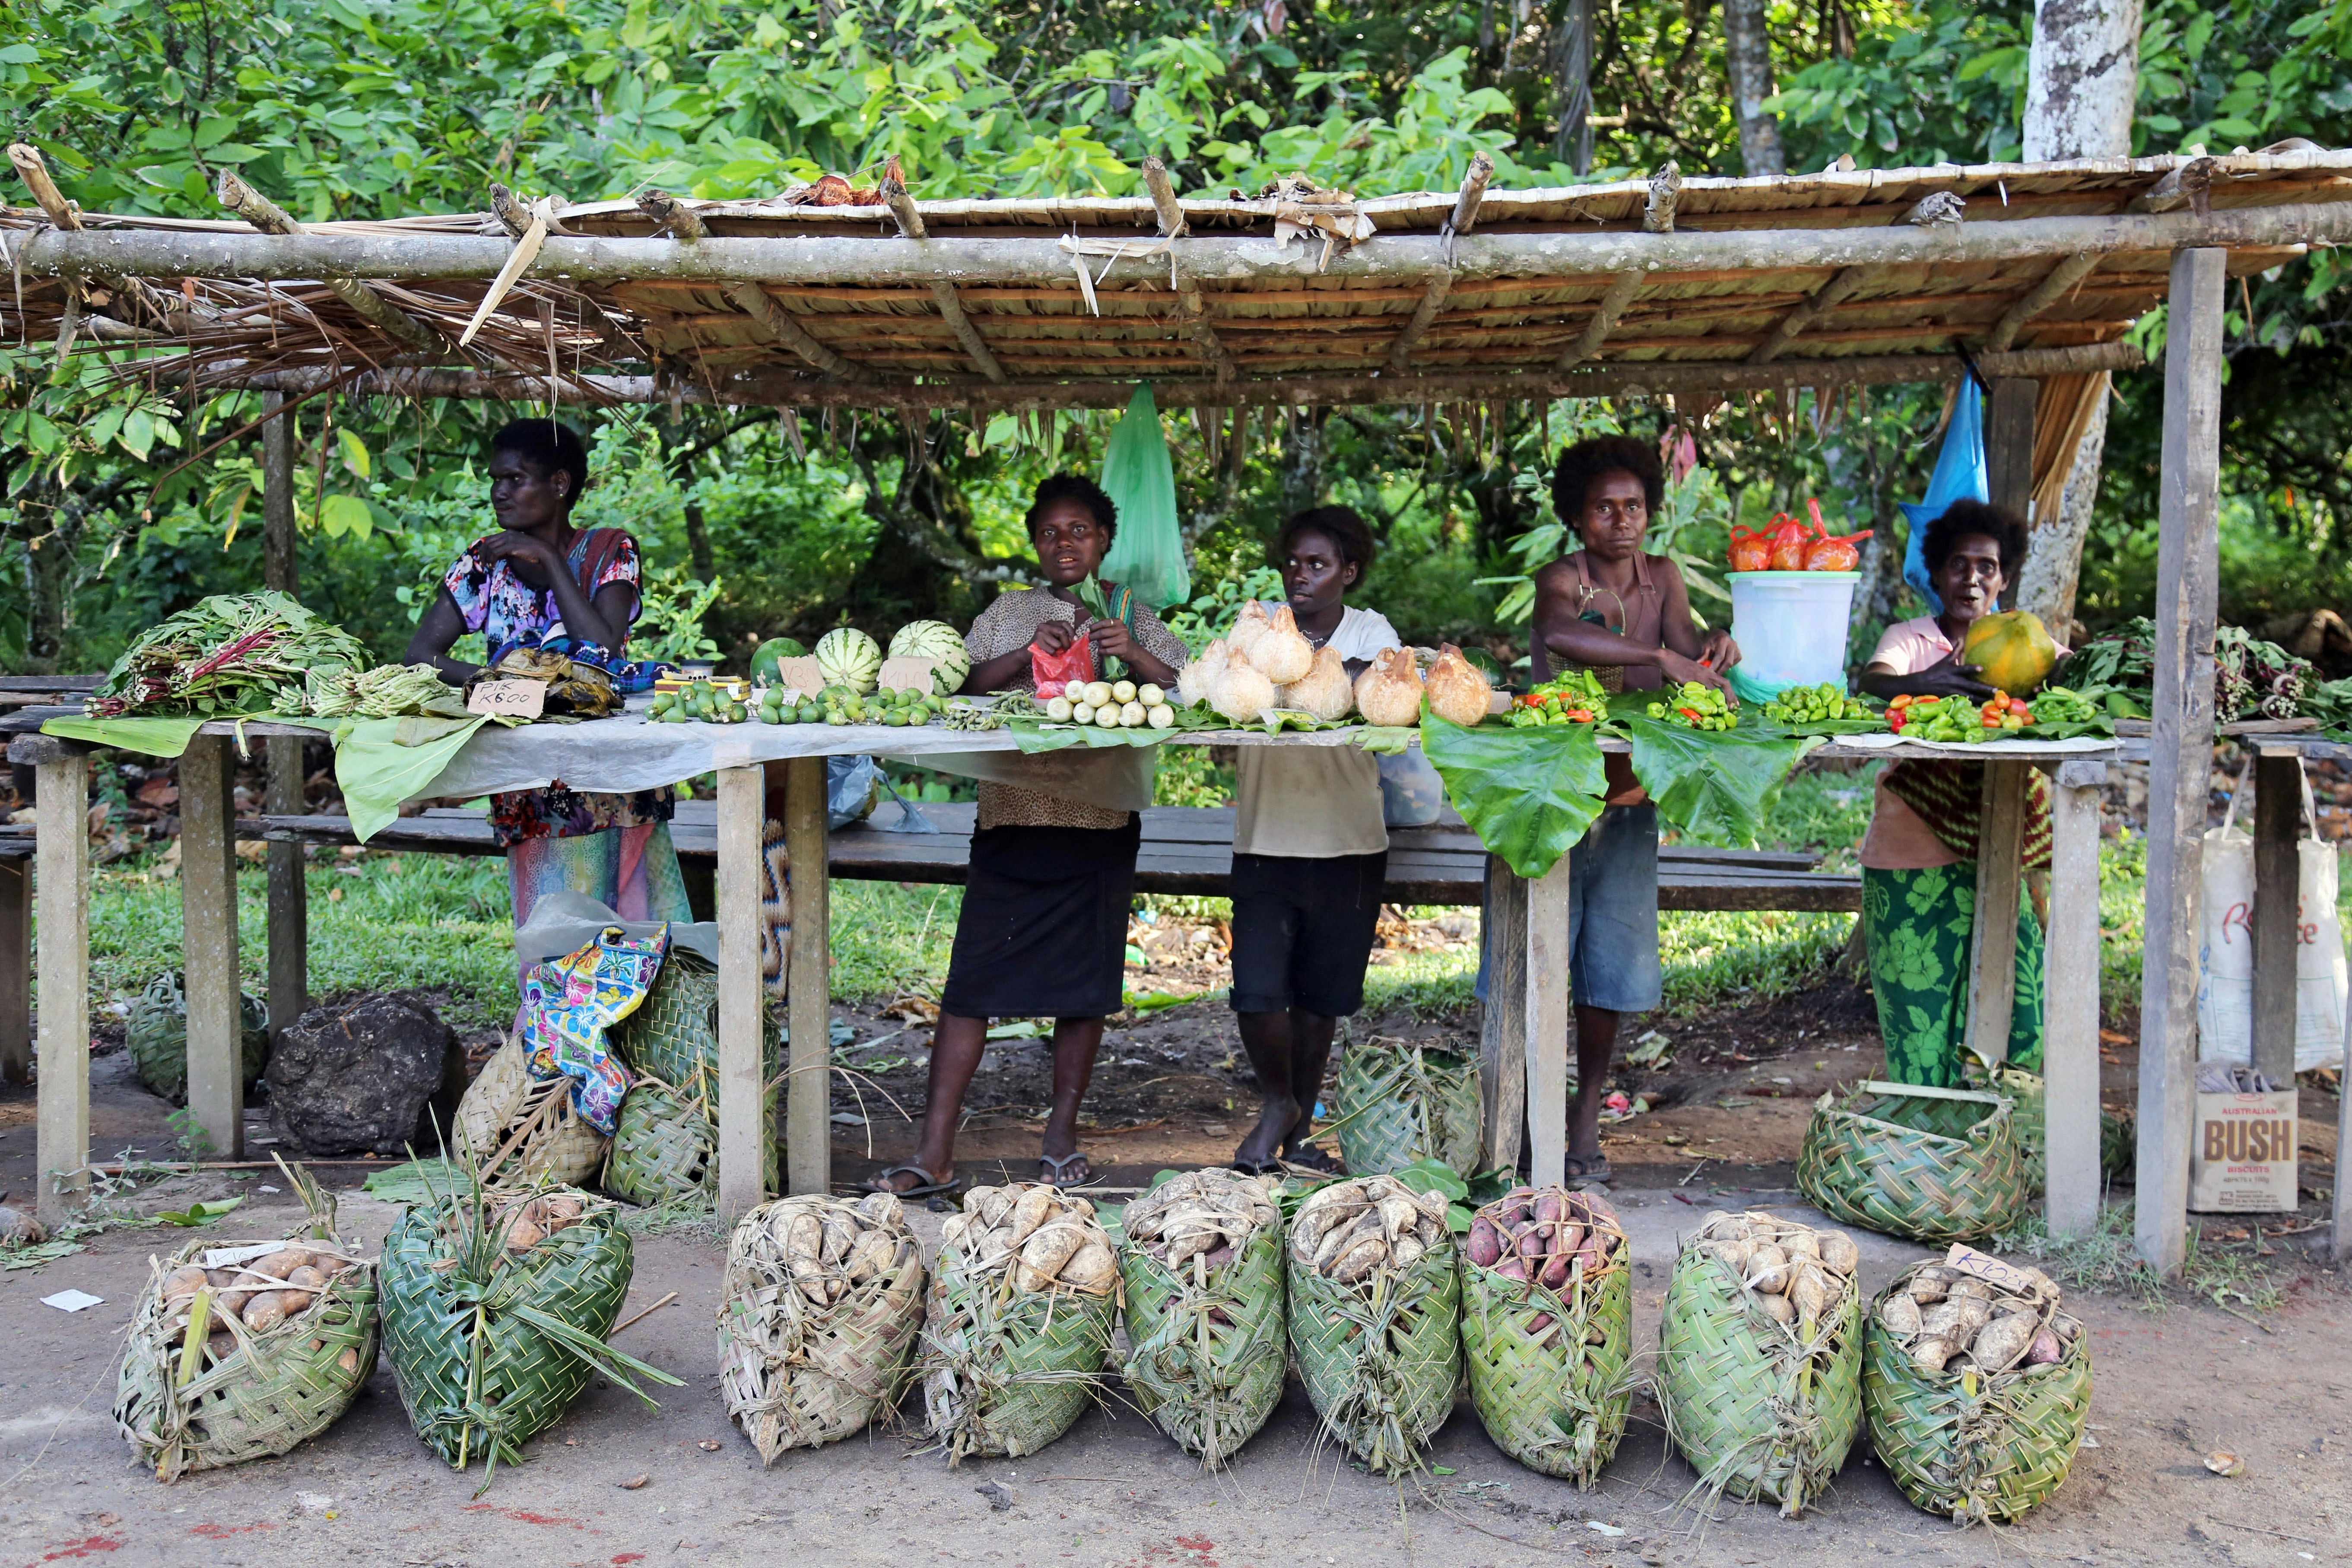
[{"x1": 8, "y1": 143, "x2": 2351, "y2": 1274}]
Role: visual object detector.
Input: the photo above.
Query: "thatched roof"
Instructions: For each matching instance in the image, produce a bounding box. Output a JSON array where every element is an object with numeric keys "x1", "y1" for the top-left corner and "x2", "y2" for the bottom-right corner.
[{"x1": 6, "y1": 146, "x2": 2349, "y2": 410}]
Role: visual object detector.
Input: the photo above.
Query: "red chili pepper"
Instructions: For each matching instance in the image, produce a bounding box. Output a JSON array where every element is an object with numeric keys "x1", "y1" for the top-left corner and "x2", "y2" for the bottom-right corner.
[{"x1": 1677, "y1": 706, "x2": 1701, "y2": 722}]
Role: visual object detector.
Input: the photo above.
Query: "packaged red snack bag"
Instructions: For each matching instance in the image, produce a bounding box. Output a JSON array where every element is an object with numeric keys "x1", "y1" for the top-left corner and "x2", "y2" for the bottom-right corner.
[
  {"x1": 1031, "y1": 636, "x2": 1094, "y2": 694},
  {"x1": 1727, "y1": 523, "x2": 1773, "y2": 573}
]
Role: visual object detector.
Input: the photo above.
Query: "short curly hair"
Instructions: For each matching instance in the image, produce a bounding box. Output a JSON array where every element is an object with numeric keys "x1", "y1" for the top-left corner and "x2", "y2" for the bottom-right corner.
[
  {"x1": 1025, "y1": 472, "x2": 1117, "y2": 548},
  {"x1": 1276, "y1": 505, "x2": 1377, "y2": 575},
  {"x1": 491, "y1": 418, "x2": 590, "y2": 500},
  {"x1": 1922, "y1": 498, "x2": 2028, "y2": 581},
  {"x1": 1552, "y1": 435, "x2": 1664, "y2": 528}
]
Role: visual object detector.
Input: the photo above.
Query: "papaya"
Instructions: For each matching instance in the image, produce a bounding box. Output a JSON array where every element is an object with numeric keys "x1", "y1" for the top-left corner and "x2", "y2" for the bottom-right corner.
[{"x1": 1961, "y1": 610, "x2": 2059, "y2": 694}]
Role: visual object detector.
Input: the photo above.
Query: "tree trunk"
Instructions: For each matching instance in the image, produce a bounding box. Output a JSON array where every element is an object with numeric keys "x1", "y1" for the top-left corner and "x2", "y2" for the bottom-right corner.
[
  {"x1": 1724, "y1": 0, "x2": 1786, "y2": 176},
  {"x1": 2019, "y1": 0, "x2": 2140, "y2": 628},
  {"x1": 1550, "y1": 0, "x2": 1596, "y2": 174}
]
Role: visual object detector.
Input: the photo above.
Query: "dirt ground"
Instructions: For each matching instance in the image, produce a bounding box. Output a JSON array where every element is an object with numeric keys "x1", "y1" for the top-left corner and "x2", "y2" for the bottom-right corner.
[{"x1": 0, "y1": 939, "x2": 2344, "y2": 1568}]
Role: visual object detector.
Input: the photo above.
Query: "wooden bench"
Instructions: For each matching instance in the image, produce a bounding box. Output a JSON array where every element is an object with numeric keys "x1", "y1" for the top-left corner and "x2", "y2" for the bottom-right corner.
[{"x1": 249, "y1": 798, "x2": 1861, "y2": 911}]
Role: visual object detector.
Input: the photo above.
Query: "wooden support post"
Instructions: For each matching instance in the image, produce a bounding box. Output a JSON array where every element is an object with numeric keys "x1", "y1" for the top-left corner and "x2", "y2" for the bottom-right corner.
[
  {"x1": 1477, "y1": 858, "x2": 1528, "y2": 1174},
  {"x1": 1523, "y1": 854, "x2": 1574, "y2": 1189},
  {"x1": 33, "y1": 746, "x2": 89, "y2": 1221},
  {"x1": 181, "y1": 734, "x2": 243, "y2": 1161},
  {"x1": 2044, "y1": 760, "x2": 2105, "y2": 1237},
  {"x1": 1965, "y1": 759, "x2": 2028, "y2": 1068},
  {"x1": 0, "y1": 856, "x2": 28, "y2": 1085},
  {"x1": 2137, "y1": 248, "x2": 2227, "y2": 1277},
  {"x1": 2250, "y1": 751, "x2": 2303, "y2": 1087},
  {"x1": 715, "y1": 765, "x2": 766, "y2": 1219},
  {"x1": 1986, "y1": 378, "x2": 2040, "y2": 522},
  {"x1": 784, "y1": 756, "x2": 832, "y2": 1197},
  {"x1": 262, "y1": 393, "x2": 306, "y2": 1040}
]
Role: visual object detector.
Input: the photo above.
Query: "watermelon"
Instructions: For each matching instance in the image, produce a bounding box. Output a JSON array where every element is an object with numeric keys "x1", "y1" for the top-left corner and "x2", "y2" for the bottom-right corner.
[
  {"x1": 749, "y1": 637, "x2": 808, "y2": 685},
  {"x1": 815, "y1": 627, "x2": 882, "y2": 695},
  {"x1": 887, "y1": 620, "x2": 973, "y2": 696}
]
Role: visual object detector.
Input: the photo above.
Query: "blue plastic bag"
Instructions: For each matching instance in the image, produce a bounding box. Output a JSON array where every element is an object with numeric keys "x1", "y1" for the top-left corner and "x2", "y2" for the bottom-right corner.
[
  {"x1": 1097, "y1": 384, "x2": 1191, "y2": 610},
  {"x1": 1896, "y1": 378, "x2": 1989, "y2": 614}
]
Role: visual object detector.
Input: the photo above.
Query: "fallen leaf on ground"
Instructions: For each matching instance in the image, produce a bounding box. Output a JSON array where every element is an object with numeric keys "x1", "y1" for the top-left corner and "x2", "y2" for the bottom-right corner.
[{"x1": 619, "y1": 1473, "x2": 650, "y2": 1490}]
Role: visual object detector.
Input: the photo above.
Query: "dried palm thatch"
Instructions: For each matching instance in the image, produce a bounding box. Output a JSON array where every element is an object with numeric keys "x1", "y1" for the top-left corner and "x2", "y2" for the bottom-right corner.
[
  {"x1": 606, "y1": 949, "x2": 782, "y2": 1205},
  {"x1": 1797, "y1": 1082, "x2": 2029, "y2": 1244},
  {"x1": 1459, "y1": 1186, "x2": 1632, "y2": 1486},
  {"x1": 1284, "y1": 1174, "x2": 1459, "y2": 1476},
  {"x1": 376, "y1": 1171, "x2": 681, "y2": 1491},
  {"x1": 920, "y1": 1183, "x2": 1118, "y2": 1463},
  {"x1": 1330, "y1": 1036, "x2": 1482, "y2": 1176},
  {"x1": 716, "y1": 1191, "x2": 927, "y2": 1461},
  {"x1": 1654, "y1": 1210, "x2": 1863, "y2": 1518},
  {"x1": 454, "y1": 1033, "x2": 609, "y2": 1190},
  {"x1": 114, "y1": 1160, "x2": 374, "y2": 1480},
  {"x1": 1116, "y1": 1169, "x2": 1286, "y2": 1466}
]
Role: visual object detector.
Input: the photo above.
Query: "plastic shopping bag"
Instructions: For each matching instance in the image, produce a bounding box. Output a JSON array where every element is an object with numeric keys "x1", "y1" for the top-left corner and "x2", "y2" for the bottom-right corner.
[
  {"x1": 1098, "y1": 384, "x2": 1191, "y2": 610},
  {"x1": 2195, "y1": 766, "x2": 2348, "y2": 1072}
]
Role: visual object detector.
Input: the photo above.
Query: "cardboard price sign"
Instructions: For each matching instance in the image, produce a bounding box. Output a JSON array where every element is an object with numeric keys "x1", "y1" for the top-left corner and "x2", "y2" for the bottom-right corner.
[
  {"x1": 467, "y1": 680, "x2": 546, "y2": 719},
  {"x1": 1943, "y1": 1243, "x2": 2055, "y2": 1301}
]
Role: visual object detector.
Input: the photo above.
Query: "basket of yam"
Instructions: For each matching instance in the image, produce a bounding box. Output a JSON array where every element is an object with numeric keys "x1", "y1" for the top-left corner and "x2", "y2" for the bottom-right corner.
[
  {"x1": 377, "y1": 1178, "x2": 681, "y2": 1486},
  {"x1": 1117, "y1": 1169, "x2": 1286, "y2": 1466},
  {"x1": 454, "y1": 1033, "x2": 611, "y2": 1190},
  {"x1": 114, "y1": 1167, "x2": 374, "y2": 1481},
  {"x1": 1654, "y1": 1210, "x2": 1863, "y2": 1517},
  {"x1": 1460, "y1": 1186, "x2": 1632, "y2": 1486},
  {"x1": 716, "y1": 1191, "x2": 927, "y2": 1463},
  {"x1": 1285, "y1": 1174, "x2": 1460, "y2": 1476},
  {"x1": 606, "y1": 949, "x2": 782, "y2": 1206},
  {"x1": 1864, "y1": 1254, "x2": 2091, "y2": 1522},
  {"x1": 921, "y1": 1183, "x2": 1119, "y2": 1463},
  {"x1": 1330, "y1": 1036, "x2": 1482, "y2": 1177},
  {"x1": 1797, "y1": 1082, "x2": 2029, "y2": 1244}
]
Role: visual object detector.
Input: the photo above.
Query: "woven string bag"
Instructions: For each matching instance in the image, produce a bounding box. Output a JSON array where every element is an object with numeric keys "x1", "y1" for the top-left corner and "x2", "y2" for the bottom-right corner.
[
  {"x1": 1653, "y1": 1225, "x2": 1862, "y2": 1518},
  {"x1": 1117, "y1": 1187, "x2": 1286, "y2": 1467},
  {"x1": 1797, "y1": 1081, "x2": 2029, "y2": 1244},
  {"x1": 113, "y1": 1164, "x2": 375, "y2": 1480},
  {"x1": 1460, "y1": 1189, "x2": 1633, "y2": 1487},
  {"x1": 1863, "y1": 1260, "x2": 2092, "y2": 1522},
  {"x1": 716, "y1": 1192, "x2": 927, "y2": 1462},
  {"x1": 126, "y1": 970, "x2": 270, "y2": 1106},
  {"x1": 454, "y1": 1034, "x2": 609, "y2": 1190},
  {"x1": 605, "y1": 949, "x2": 783, "y2": 1205},
  {"x1": 1330, "y1": 1035, "x2": 1482, "y2": 1177}
]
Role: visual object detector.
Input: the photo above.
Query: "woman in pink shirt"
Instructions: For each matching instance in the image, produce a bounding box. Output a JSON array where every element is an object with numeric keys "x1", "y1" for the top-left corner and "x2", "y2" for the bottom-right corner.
[{"x1": 1854, "y1": 500, "x2": 2053, "y2": 1086}]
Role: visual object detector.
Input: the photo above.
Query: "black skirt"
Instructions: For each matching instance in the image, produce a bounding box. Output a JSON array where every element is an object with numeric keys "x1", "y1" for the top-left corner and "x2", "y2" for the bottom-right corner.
[{"x1": 940, "y1": 818, "x2": 1142, "y2": 1020}]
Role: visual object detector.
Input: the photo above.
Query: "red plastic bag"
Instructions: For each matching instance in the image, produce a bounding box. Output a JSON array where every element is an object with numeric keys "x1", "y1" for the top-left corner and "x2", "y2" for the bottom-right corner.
[
  {"x1": 1800, "y1": 498, "x2": 1872, "y2": 571},
  {"x1": 1031, "y1": 636, "x2": 1095, "y2": 697},
  {"x1": 1727, "y1": 524, "x2": 1773, "y2": 573},
  {"x1": 1765, "y1": 512, "x2": 1816, "y2": 571}
]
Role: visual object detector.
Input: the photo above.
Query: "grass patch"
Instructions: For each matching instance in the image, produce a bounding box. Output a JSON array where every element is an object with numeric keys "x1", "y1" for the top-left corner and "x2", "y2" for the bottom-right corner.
[
  {"x1": 1657, "y1": 909, "x2": 1855, "y2": 1015},
  {"x1": 1993, "y1": 1201, "x2": 2288, "y2": 1317}
]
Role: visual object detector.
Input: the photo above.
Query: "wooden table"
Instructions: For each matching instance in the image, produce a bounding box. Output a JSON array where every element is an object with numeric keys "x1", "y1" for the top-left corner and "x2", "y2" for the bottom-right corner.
[{"x1": 6, "y1": 717, "x2": 2123, "y2": 1238}]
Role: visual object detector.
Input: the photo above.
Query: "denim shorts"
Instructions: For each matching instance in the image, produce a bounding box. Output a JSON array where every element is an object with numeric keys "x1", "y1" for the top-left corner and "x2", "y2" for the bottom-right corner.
[{"x1": 1477, "y1": 803, "x2": 1662, "y2": 1014}]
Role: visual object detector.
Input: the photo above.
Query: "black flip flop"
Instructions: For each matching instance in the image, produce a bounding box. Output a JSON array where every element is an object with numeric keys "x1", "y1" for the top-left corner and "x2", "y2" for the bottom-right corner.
[
  {"x1": 861, "y1": 1163, "x2": 963, "y2": 1200},
  {"x1": 1563, "y1": 1153, "x2": 1615, "y2": 1185}
]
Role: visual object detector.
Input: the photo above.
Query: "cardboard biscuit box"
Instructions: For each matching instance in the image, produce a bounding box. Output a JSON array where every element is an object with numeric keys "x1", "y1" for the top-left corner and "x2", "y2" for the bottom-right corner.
[{"x1": 2188, "y1": 1082, "x2": 2298, "y2": 1213}]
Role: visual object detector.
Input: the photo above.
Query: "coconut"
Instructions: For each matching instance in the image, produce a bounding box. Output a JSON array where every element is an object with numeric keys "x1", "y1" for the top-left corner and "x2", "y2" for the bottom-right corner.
[
  {"x1": 1353, "y1": 647, "x2": 1425, "y2": 727},
  {"x1": 1245, "y1": 604, "x2": 1315, "y2": 684},
  {"x1": 1177, "y1": 639, "x2": 1229, "y2": 708},
  {"x1": 1277, "y1": 643, "x2": 1355, "y2": 721},
  {"x1": 1210, "y1": 661, "x2": 1276, "y2": 724},
  {"x1": 1228, "y1": 600, "x2": 1273, "y2": 660},
  {"x1": 1424, "y1": 644, "x2": 1494, "y2": 726}
]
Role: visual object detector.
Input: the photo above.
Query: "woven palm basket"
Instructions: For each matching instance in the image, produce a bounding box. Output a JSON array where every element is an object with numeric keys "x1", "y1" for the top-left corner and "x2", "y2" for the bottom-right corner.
[
  {"x1": 1797, "y1": 1082, "x2": 2028, "y2": 1244},
  {"x1": 1330, "y1": 1037, "x2": 1482, "y2": 1176},
  {"x1": 378, "y1": 1184, "x2": 671, "y2": 1480},
  {"x1": 1118, "y1": 1216, "x2": 1286, "y2": 1466},
  {"x1": 1285, "y1": 1237, "x2": 1460, "y2": 1476},
  {"x1": 1654, "y1": 1235, "x2": 1862, "y2": 1517},
  {"x1": 1460, "y1": 1193, "x2": 1632, "y2": 1487},
  {"x1": 716, "y1": 1193, "x2": 928, "y2": 1462},
  {"x1": 919, "y1": 1253, "x2": 1118, "y2": 1464},
  {"x1": 1863, "y1": 1262, "x2": 2092, "y2": 1522},
  {"x1": 1964, "y1": 1058, "x2": 2134, "y2": 1193},
  {"x1": 454, "y1": 1035, "x2": 610, "y2": 1190},
  {"x1": 125, "y1": 970, "x2": 269, "y2": 1106},
  {"x1": 114, "y1": 1174, "x2": 374, "y2": 1480},
  {"x1": 606, "y1": 949, "x2": 783, "y2": 1206}
]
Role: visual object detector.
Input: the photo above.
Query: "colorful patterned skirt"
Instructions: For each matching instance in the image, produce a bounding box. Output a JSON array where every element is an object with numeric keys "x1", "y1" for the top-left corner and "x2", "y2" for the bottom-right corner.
[
  {"x1": 507, "y1": 822, "x2": 694, "y2": 978},
  {"x1": 1860, "y1": 863, "x2": 2044, "y2": 1088}
]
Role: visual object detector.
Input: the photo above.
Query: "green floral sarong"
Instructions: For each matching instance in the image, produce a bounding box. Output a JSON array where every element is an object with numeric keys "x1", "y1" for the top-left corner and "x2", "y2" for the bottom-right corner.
[{"x1": 1860, "y1": 863, "x2": 2044, "y2": 1087}]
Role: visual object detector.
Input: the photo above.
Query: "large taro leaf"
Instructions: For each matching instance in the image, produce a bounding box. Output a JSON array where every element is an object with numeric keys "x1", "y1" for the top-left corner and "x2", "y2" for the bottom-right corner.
[
  {"x1": 1420, "y1": 711, "x2": 1606, "y2": 879},
  {"x1": 1616, "y1": 714, "x2": 1820, "y2": 848}
]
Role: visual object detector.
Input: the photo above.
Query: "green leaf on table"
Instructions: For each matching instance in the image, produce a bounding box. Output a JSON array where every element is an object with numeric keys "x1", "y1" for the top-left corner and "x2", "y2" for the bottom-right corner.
[
  {"x1": 1351, "y1": 725, "x2": 1416, "y2": 755},
  {"x1": 1420, "y1": 709, "x2": 1606, "y2": 879},
  {"x1": 1615, "y1": 714, "x2": 1817, "y2": 848}
]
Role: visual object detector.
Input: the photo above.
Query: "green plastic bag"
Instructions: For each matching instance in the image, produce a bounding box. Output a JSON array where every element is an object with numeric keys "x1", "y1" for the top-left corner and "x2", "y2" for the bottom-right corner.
[{"x1": 1097, "y1": 384, "x2": 1190, "y2": 610}]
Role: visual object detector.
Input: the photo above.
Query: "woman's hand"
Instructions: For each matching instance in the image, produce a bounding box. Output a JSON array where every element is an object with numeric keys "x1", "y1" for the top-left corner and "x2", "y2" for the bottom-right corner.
[
  {"x1": 1892, "y1": 650, "x2": 1995, "y2": 699},
  {"x1": 1698, "y1": 628, "x2": 1740, "y2": 672},
  {"x1": 1089, "y1": 619, "x2": 1178, "y2": 688},
  {"x1": 476, "y1": 530, "x2": 562, "y2": 568},
  {"x1": 1031, "y1": 619, "x2": 1077, "y2": 655},
  {"x1": 1657, "y1": 648, "x2": 1732, "y2": 694}
]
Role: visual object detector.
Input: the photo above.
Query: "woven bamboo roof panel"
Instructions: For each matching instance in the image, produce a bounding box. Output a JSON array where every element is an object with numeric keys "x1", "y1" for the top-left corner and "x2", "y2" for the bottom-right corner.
[{"x1": 4, "y1": 148, "x2": 2347, "y2": 409}]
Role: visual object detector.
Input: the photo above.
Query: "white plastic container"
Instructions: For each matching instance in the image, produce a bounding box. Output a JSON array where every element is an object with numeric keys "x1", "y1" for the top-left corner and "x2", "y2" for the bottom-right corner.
[{"x1": 1726, "y1": 570, "x2": 1860, "y2": 703}]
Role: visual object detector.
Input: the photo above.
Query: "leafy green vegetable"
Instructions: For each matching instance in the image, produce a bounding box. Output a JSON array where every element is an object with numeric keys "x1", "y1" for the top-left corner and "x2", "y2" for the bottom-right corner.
[
  {"x1": 1420, "y1": 709, "x2": 1606, "y2": 879},
  {"x1": 1614, "y1": 714, "x2": 1819, "y2": 848},
  {"x1": 93, "y1": 591, "x2": 368, "y2": 717}
]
